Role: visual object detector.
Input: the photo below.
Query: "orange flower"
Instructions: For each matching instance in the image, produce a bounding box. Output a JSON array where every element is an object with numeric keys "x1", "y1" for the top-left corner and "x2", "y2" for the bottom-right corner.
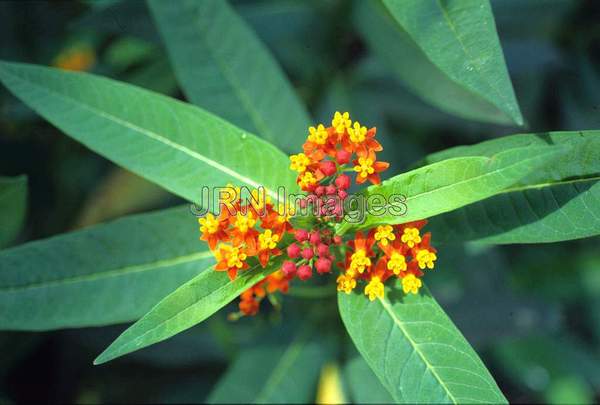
[
  {"x1": 266, "y1": 270, "x2": 292, "y2": 294},
  {"x1": 228, "y1": 211, "x2": 259, "y2": 252},
  {"x1": 412, "y1": 232, "x2": 437, "y2": 270},
  {"x1": 199, "y1": 213, "x2": 229, "y2": 250},
  {"x1": 346, "y1": 231, "x2": 376, "y2": 275},
  {"x1": 303, "y1": 125, "x2": 337, "y2": 161},
  {"x1": 353, "y1": 150, "x2": 389, "y2": 185},
  {"x1": 344, "y1": 125, "x2": 382, "y2": 157},
  {"x1": 380, "y1": 240, "x2": 409, "y2": 276},
  {"x1": 214, "y1": 244, "x2": 249, "y2": 280},
  {"x1": 256, "y1": 229, "x2": 282, "y2": 267},
  {"x1": 261, "y1": 203, "x2": 294, "y2": 235}
]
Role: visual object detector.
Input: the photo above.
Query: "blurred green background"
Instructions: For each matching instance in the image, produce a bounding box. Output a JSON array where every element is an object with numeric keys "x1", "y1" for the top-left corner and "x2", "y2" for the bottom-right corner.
[{"x1": 1, "y1": 0, "x2": 599, "y2": 403}]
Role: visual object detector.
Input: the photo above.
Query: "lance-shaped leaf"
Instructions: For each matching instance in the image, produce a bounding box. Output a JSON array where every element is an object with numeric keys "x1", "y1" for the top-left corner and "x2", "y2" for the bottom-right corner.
[
  {"x1": 0, "y1": 206, "x2": 212, "y2": 330},
  {"x1": 94, "y1": 255, "x2": 285, "y2": 365},
  {"x1": 338, "y1": 282, "x2": 507, "y2": 403},
  {"x1": 356, "y1": 0, "x2": 522, "y2": 126},
  {"x1": 0, "y1": 175, "x2": 27, "y2": 248},
  {"x1": 423, "y1": 131, "x2": 600, "y2": 243},
  {"x1": 337, "y1": 145, "x2": 565, "y2": 234},
  {"x1": 208, "y1": 327, "x2": 328, "y2": 403},
  {"x1": 428, "y1": 178, "x2": 600, "y2": 244},
  {"x1": 148, "y1": 0, "x2": 310, "y2": 152},
  {"x1": 0, "y1": 61, "x2": 297, "y2": 204}
]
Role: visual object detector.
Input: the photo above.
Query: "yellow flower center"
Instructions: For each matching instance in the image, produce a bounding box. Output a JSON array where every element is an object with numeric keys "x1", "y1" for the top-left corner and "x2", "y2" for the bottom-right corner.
[
  {"x1": 348, "y1": 121, "x2": 367, "y2": 143},
  {"x1": 199, "y1": 213, "x2": 219, "y2": 234},
  {"x1": 401, "y1": 227, "x2": 422, "y2": 248},
  {"x1": 364, "y1": 276, "x2": 384, "y2": 301},
  {"x1": 374, "y1": 225, "x2": 395, "y2": 246},
  {"x1": 276, "y1": 203, "x2": 294, "y2": 223},
  {"x1": 416, "y1": 249, "x2": 437, "y2": 269},
  {"x1": 234, "y1": 212, "x2": 256, "y2": 233},
  {"x1": 402, "y1": 274, "x2": 422, "y2": 295},
  {"x1": 289, "y1": 153, "x2": 311, "y2": 173},
  {"x1": 331, "y1": 111, "x2": 351, "y2": 134},
  {"x1": 387, "y1": 252, "x2": 407, "y2": 275},
  {"x1": 353, "y1": 157, "x2": 375, "y2": 178},
  {"x1": 226, "y1": 247, "x2": 247, "y2": 269},
  {"x1": 308, "y1": 124, "x2": 328, "y2": 145},
  {"x1": 299, "y1": 171, "x2": 317, "y2": 188},
  {"x1": 258, "y1": 229, "x2": 279, "y2": 250},
  {"x1": 350, "y1": 249, "x2": 371, "y2": 274},
  {"x1": 336, "y1": 273, "x2": 357, "y2": 294}
]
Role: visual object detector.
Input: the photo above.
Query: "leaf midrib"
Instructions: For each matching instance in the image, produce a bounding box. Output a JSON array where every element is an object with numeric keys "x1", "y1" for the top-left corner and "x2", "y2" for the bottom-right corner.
[
  {"x1": 434, "y1": 0, "x2": 517, "y2": 120},
  {"x1": 377, "y1": 296, "x2": 457, "y2": 403},
  {"x1": 189, "y1": 2, "x2": 273, "y2": 140},
  {"x1": 340, "y1": 149, "x2": 560, "y2": 232},
  {"x1": 0, "y1": 251, "x2": 213, "y2": 292},
  {"x1": 95, "y1": 254, "x2": 285, "y2": 364},
  {"x1": 0, "y1": 64, "x2": 271, "y2": 193}
]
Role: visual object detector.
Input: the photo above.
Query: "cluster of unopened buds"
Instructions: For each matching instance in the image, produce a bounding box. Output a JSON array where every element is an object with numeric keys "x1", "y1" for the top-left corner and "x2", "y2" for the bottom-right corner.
[{"x1": 197, "y1": 112, "x2": 438, "y2": 317}]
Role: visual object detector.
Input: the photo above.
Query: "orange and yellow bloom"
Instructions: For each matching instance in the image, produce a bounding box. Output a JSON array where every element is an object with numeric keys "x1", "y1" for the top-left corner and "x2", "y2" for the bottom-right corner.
[{"x1": 196, "y1": 113, "x2": 439, "y2": 318}]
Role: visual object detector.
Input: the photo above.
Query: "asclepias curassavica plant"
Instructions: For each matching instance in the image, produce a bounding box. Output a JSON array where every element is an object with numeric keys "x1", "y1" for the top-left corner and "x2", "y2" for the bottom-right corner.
[{"x1": 1, "y1": 0, "x2": 600, "y2": 403}]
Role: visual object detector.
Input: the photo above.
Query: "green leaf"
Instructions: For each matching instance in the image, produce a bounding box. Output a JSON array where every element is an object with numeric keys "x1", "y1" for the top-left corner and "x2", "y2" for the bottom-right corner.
[
  {"x1": 94, "y1": 255, "x2": 285, "y2": 365},
  {"x1": 344, "y1": 355, "x2": 395, "y2": 404},
  {"x1": 148, "y1": 0, "x2": 311, "y2": 152},
  {"x1": 208, "y1": 328, "x2": 328, "y2": 403},
  {"x1": 0, "y1": 206, "x2": 212, "y2": 330},
  {"x1": 0, "y1": 175, "x2": 27, "y2": 248},
  {"x1": 338, "y1": 282, "x2": 507, "y2": 403},
  {"x1": 337, "y1": 145, "x2": 565, "y2": 234},
  {"x1": 423, "y1": 131, "x2": 600, "y2": 243},
  {"x1": 428, "y1": 178, "x2": 600, "y2": 244},
  {"x1": 356, "y1": 0, "x2": 522, "y2": 125},
  {"x1": 0, "y1": 61, "x2": 297, "y2": 204}
]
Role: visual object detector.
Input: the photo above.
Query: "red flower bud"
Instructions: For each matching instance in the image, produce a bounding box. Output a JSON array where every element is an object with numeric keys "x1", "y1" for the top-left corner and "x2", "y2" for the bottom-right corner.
[
  {"x1": 282, "y1": 261, "x2": 297, "y2": 276},
  {"x1": 338, "y1": 190, "x2": 348, "y2": 200},
  {"x1": 314, "y1": 186, "x2": 325, "y2": 197},
  {"x1": 315, "y1": 258, "x2": 332, "y2": 274},
  {"x1": 309, "y1": 231, "x2": 321, "y2": 245},
  {"x1": 301, "y1": 247, "x2": 314, "y2": 259},
  {"x1": 320, "y1": 160, "x2": 337, "y2": 176},
  {"x1": 333, "y1": 235, "x2": 342, "y2": 245},
  {"x1": 317, "y1": 243, "x2": 330, "y2": 257},
  {"x1": 287, "y1": 243, "x2": 301, "y2": 259},
  {"x1": 335, "y1": 174, "x2": 350, "y2": 190},
  {"x1": 297, "y1": 264, "x2": 312, "y2": 280},
  {"x1": 336, "y1": 149, "x2": 351, "y2": 165},
  {"x1": 333, "y1": 204, "x2": 344, "y2": 217},
  {"x1": 295, "y1": 229, "x2": 309, "y2": 242},
  {"x1": 325, "y1": 185, "x2": 337, "y2": 195}
]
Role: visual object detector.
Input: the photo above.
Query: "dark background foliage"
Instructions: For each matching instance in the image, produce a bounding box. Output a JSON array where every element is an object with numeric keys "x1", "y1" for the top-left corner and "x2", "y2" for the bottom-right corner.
[{"x1": 1, "y1": 0, "x2": 599, "y2": 403}]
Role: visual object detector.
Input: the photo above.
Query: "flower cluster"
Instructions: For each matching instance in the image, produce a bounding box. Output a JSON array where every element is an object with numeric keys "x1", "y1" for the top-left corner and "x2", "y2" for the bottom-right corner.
[
  {"x1": 196, "y1": 113, "x2": 440, "y2": 319},
  {"x1": 290, "y1": 112, "x2": 389, "y2": 221},
  {"x1": 198, "y1": 185, "x2": 294, "y2": 315},
  {"x1": 337, "y1": 220, "x2": 437, "y2": 300}
]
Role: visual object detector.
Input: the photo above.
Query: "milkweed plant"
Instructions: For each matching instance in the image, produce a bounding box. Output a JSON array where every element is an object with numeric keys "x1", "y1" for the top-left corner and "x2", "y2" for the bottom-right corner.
[{"x1": 0, "y1": 0, "x2": 599, "y2": 404}]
